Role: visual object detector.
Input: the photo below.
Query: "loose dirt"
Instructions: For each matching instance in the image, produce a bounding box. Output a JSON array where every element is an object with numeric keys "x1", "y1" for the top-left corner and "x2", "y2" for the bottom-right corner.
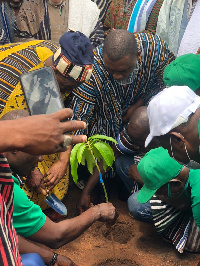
[{"x1": 52, "y1": 180, "x2": 200, "y2": 266}]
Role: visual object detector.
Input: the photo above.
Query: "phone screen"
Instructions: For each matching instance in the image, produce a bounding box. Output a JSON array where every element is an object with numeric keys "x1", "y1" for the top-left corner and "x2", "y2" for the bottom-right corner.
[{"x1": 20, "y1": 66, "x2": 64, "y2": 115}]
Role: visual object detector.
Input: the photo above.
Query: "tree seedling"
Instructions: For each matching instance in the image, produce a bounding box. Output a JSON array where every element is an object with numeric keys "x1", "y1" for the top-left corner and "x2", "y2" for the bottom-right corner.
[
  {"x1": 70, "y1": 134, "x2": 118, "y2": 264},
  {"x1": 70, "y1": 134, "x2": 117, "y2": 201}
]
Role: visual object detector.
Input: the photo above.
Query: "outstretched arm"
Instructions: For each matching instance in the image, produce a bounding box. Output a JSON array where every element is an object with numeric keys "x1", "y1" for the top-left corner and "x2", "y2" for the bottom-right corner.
[
  {"x1": 0, "y1": 108, "x2": 87, "y2": 155},
  {"x1": 29, "y1": 202, "x2": 118, "y2": 249}
]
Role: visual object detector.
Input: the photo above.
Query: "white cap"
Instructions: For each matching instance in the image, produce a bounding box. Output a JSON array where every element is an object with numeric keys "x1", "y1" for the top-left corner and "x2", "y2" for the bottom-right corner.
[{"x1": 145, "y1": 86, "x2": 200, "y2": 147}]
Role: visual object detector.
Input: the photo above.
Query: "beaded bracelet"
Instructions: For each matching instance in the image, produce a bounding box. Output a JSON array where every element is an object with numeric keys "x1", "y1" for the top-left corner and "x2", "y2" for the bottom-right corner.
[{"x1": 49, "y1": 252, "x2": 58, "y2": 266}]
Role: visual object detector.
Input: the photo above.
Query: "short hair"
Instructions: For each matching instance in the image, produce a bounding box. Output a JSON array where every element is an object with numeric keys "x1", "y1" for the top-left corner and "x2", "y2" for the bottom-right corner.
[
  {"x1": 1, "y1": 110, "x2": 29, "y2": 121},
  {"x1": 103, "y1": 29, "x2": 138, "y2": 61}
]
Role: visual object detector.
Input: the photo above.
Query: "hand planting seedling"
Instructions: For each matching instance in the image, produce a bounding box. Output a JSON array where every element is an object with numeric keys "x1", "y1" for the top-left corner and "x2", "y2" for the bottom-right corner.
[{"x1": 70, "y1": 134, "x2": 118, "y2": 265}]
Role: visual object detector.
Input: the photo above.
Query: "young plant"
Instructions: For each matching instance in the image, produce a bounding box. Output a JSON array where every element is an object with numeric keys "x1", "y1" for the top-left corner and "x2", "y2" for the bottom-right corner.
[{"x1": 70, "y1": 134, "x2": 117, "y2": 202}]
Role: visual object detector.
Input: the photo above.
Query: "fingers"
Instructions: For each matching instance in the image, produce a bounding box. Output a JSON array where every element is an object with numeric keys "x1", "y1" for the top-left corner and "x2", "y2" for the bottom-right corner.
[
  {"x1": 71, "y1": 135, "x2": 87, "y2": 144},
  {"x1": 61, "y1": 119, "x2": 86, "y2": 133},
  {"x1": 51, "y1": 108, "x2": 73, "y2": 121}
]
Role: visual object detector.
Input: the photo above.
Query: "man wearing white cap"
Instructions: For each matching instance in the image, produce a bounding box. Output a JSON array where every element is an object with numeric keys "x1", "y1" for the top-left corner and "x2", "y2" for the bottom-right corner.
[
  {"x1": 126, "y1": 85, "x2": 200, "y2": 253},
  {"x1": 146, "y1": 85, "x2": 200, "y2": 168}
]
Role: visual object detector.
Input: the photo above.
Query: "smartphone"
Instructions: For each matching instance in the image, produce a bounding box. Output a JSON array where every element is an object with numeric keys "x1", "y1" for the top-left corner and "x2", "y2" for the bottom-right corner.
[{"x1": 20, "y1": 66, "x2": 64, "y2": 115}]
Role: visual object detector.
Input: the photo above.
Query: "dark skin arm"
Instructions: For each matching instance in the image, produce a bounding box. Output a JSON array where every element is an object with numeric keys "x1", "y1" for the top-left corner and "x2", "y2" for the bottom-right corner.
[
  {"x1": 0, "y1": 109, "x2": 87, "y2": 155},
  {"x1": 18, "y1": 235, "x2": 75, "y2": 265},
  {"x1": 28, "y1": 203, "x2": 118, "y2": 249},
  {"x1": 128, "y1": 164, "x2": 143, "y2": 185}
]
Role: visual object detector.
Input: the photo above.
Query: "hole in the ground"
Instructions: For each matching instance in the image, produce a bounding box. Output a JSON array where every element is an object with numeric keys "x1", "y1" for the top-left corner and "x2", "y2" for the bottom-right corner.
[
  {"x1": 101, "y1": 223, "x2": 133, "y2": 244},
  {"x1": 94, "y1": 258, "x2": 139, "y2": 266}
]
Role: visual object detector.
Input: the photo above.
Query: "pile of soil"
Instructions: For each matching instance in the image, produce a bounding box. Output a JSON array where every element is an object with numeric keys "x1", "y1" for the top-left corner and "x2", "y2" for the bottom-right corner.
[{"x1": 53, "y1": 180, "x2": 200, "y2": 266}]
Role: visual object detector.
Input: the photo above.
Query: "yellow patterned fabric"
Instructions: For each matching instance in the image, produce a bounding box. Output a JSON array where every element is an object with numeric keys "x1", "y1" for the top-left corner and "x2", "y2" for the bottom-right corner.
[
  {"x1": 0, "y1": 41, "x2": 69, "y2": 210},
  {"x1": 1, "y1": 85, "x2": 69, "y2": 210}
]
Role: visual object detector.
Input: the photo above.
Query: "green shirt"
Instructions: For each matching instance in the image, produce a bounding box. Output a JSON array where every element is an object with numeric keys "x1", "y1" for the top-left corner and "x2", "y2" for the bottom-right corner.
[
  {"x1": 188, "y1": 169, "x2": 200, "y2": 228},
  {"x1": 12, "y1": 176, "x2": 46, "y2": 237}
]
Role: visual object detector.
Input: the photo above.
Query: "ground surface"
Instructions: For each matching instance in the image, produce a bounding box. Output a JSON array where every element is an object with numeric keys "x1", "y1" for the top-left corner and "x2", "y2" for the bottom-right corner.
[{"x1": 52, "y1": 180, "x2": 200, "y2": 266}]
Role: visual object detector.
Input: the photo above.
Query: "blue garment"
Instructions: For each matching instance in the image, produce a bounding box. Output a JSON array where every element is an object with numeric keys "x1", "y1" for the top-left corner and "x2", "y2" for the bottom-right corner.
[
  {"x1": 128, "y1": 191, "x2": 153, "y2": 223},
  {"x1": 0, "y1": 2, "x2": 15, "y2": 44},
  {"x1": 115, "y1": 154, "x2": 139, "y2": 195},
  {"x1": 21, "y1": 253, "x2": 45, "y2": 266}
]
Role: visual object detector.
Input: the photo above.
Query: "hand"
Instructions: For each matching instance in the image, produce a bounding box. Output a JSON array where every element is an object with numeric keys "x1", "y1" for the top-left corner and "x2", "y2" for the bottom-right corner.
[
  {"x1": 96, "y1": 203, "x2": 118, "y2": 225},
  {"x1": 44, "y1": 147, "x2": 72, "y2": 191},
  {"x1": 12, "y1": 108, "x2": 87, "y2": 155},
  {"x1": 27, "y1": 168, "x2": 44, "y2": 193},
  {"x1": 128, "y1": 164, "x2": 143, "y2": 185},
  {"x1": 122, "y1": 99, "x2": 144, "y2": 123},
  {"x1": 55, "y1": 255, "x2": 76, "y2": 266},
  {"x1": 78, "y1": 192, "x2": 92, "y2": 213},
  {"x1": 196, "y1": 47, "x2": 200, "y2": 54}
]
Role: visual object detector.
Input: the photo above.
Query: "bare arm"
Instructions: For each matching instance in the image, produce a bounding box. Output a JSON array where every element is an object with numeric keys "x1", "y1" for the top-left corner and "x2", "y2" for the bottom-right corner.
[
  {"x1": 18, "y1": 235, "x2": 75, "y2": 265},
  {"x1": 28, "y1": 203, "x2": 118, "y2": 249},
  {"x1": 0, "y1": 108, "x2": 87, "y2": 155}
]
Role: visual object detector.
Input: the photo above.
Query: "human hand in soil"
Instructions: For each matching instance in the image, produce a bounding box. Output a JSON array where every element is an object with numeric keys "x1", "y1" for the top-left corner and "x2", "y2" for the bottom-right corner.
[
  {"x1": 96, "y1": 203, "x2": 119, "y2": 225},
  {"x1": 128, "y1": 164, "x2": 143, "y2": 185},
  {"x1": 55, "y1": 254, "x2": 76, "y2": 266},
  {"x1": 44, "y1": 147, "x2": 72, "y2": 192}
]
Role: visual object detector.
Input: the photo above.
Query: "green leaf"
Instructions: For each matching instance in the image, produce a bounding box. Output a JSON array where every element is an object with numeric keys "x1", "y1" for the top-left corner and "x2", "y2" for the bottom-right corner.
[
  {"x1": 70, "y1": 143, "x2": 84, "y2": 166},
  {"x1": 92, "y1": 145, "x2": 103, "y2": 162},
  {"x1": 70, "y1": 157, "x2": 79, "y2": 183},
  {"x1": 70, "y1": 143, "x2": 85, "y2": 183},
  {"x1": 88, "y1": 134, "x2": 117, "y2": 144},
  {"x1": 77, "y1": 143, "x2": 87, "y2": 164},
  {"x1": 83, "y1": 148, "x2": 96, "y2": 174},
  {"x1": 93, "y1": 142, "x2": 115, "y2": 168}
]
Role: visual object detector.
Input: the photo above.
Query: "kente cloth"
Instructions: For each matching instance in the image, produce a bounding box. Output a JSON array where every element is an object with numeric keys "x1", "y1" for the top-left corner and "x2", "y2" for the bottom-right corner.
[
  {"x1": 150, "y1": 195, "x2": 192, "y2": 253},
  {"x1": 0, "y1": 154, "x2": 22, "y2": 265},
  {"x1": 145, "y1": 0, "x2": 164, "y2": 34},
  {"x1": 71, "y1": 32, "x2": 175, "y2": 140},
  {"x1": 0, "y1": 40, "x2": 57, "y2": 113},
  {"x1": 14, "y1": 0, "x2": 104, "y2": 47},
  {"x1": 155, "y1": 0, "x2": 185, "y2": 56},
  {"x1": 177, "y1": 0, "x2": 200, "y2": 56},
  {"x1": 92, "y1": 0, "x2": 111, "y2": 23},
  {"x1": 0, "y1": 1, "x2": 15, "y2": 44},
  {"x1": 103, "y1": 0, "x2": 137, "y2": 31},
  {"x1": 185, "y1": 218, "x2": 200, "y2": 252},
  {"x1": 127, "y1": 0, "x2": 147, "y2": 33},
  {"x1": 0, "y1": 40, "x2": 69, "y2": 210}
]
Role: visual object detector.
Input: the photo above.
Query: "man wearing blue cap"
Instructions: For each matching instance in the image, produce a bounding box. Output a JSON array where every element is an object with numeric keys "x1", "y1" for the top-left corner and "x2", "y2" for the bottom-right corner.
[
  {"x1": 0, "y1": 30, "x2": 94, "y2": 214},
  {"x1": 136, "y1": 147, "x2": 200, "y2": 253}
]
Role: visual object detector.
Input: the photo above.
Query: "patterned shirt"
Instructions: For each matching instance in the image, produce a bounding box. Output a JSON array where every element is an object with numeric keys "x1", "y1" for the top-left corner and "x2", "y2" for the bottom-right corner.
[
  {"x1": 0, "y1": 153, "x2": 21, "y2": 265},
  {"x1": 0, "y1": 40, "x2": 58, "y2": 113},
  {"x1": 71, "y1": 32, "x2": 175, "y2": 139}
]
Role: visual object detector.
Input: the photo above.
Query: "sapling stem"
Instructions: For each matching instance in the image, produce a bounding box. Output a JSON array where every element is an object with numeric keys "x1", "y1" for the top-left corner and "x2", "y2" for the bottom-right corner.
[{"x1": 87, "y1": 141, "x2": 109, "y2": 202}]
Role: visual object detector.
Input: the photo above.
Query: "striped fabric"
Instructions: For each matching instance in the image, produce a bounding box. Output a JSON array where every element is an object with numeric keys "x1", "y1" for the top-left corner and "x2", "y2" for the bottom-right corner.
[
  {"x1": 0, "y1": 153, "x2": 21, "y2": 265},
  {"x1": 0, "y1": 2, "x2": 15, "y2": 44},
  {"x1": 71, "y1": 32, "x2": 175, "y2": 139},
  {"x1": 0, "y1": 40, "x2": 57, "y2": 113},
  {"x1": 104, "y1": 0, "x2": 137, "y2": 30},
  {"x1": 145, "y1": 0, "x2": 165, "y2": 34},
  {"x1": 185, "y1": 218, "x2": 200, "y2": 252},
  {"x1": 92, "y1": 0, "x2": 112, "y2": 23},
  {"x1": 150, "y1": 195, "x2": 192, "y2": 253}
]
